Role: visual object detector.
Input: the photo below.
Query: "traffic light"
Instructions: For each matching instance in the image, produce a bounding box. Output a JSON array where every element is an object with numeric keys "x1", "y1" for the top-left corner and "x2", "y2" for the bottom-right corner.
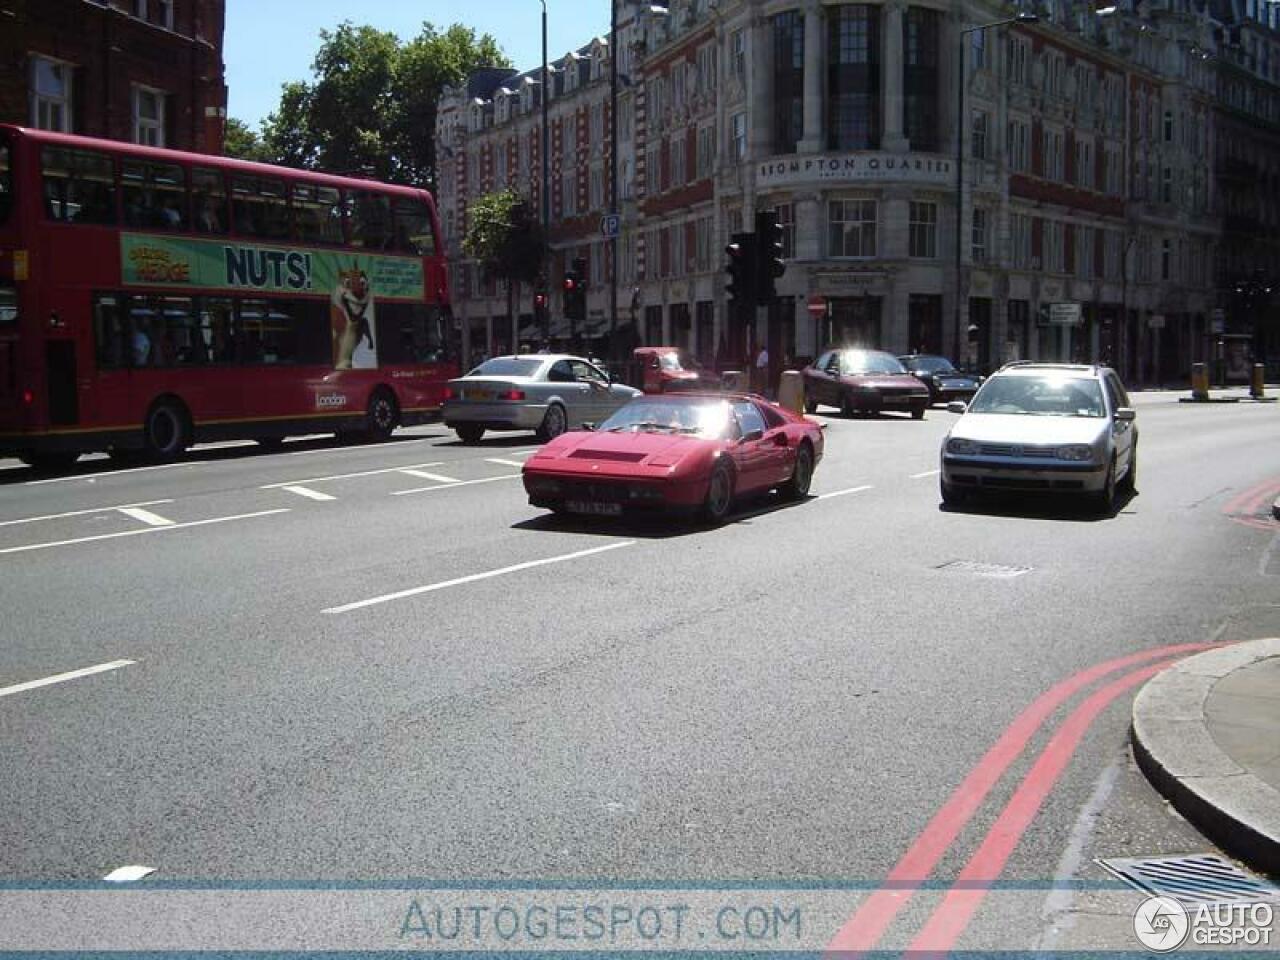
[
  {"x1": 534, "y1": 285, "x2": 549, "y2": 333},
  {"x1": 563, "y1": 258, "x2": 586, "y2": 324},
  {"x1": 725, "y1": 232, "x2": 758, "y2": 308},
  {"x1": 755, "y1": 209, "x2": 786, "y2": 305}
]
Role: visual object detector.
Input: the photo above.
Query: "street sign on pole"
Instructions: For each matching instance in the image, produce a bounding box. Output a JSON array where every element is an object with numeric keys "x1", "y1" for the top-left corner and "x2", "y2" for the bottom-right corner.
[
  {"x1": 1048, "y1": 302, "x2": 1082, "y2": 325},
  {"x1": 806, "y1": 295, "x2": 827, "y2": 318},
  {"x1": 600, "y1": 214, "x2": 620, "y2": 239}
]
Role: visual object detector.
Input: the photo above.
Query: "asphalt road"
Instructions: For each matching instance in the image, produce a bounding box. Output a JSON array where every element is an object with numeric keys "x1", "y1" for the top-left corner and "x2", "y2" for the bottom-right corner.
[{"x1": 1, "y1": 391, "x2": 1277, "y2": 947}]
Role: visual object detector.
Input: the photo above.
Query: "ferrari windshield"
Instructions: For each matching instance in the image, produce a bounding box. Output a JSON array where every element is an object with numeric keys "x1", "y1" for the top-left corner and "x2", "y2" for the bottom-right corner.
[
  {"x1": 968, "y1": 374, "x2": 1107, "y2": 417},
  {"x1": 598, "y1": 397, "x2": 732, "y2": 437}
]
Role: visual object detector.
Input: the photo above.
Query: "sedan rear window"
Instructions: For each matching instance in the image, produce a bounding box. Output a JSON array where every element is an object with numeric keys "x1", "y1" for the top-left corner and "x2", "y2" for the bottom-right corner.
[
  {"x1": 468, "y1": 357, "x2": 544, "y2": 377},
  {"x1": 969, "y1": 375, "x2": 1106, "y2": 418}
]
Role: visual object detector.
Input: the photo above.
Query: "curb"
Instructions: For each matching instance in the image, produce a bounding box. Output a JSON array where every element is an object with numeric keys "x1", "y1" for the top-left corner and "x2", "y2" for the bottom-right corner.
[{"x1": 1131, "y1": 638, "x2": 1280, "y2": 877}]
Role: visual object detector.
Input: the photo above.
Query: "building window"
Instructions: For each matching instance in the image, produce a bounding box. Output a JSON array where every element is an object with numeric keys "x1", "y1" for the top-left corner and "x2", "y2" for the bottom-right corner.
[
  {"x1": 1011, "y1": 212, "x2": 1031, "y2": 268},
  {"x1": 908, "y1": 201, "x2": 936, "y2": 258},
  {"x1": 1074, "y1": 225, "x2": 1094, "y2": 279},
  {"x1": 590, "y1": 165, "x2": 604, "y2": 210},
  {"x1": 1006, "y1": 34, "x2": 1029, "y2": 85},
  {"x1": 670, "y1": 134, "x2": 687, "y2": 187},
  {"x1": 775, "y1": 202, "x2": 795, "y2": 259},
  {"x1": 695, "y1": 216, "x2": 713, "y2": 271},
  {"x1": 1075, "y1": 137, "x2": 1093, "y2": 189},
  {"x1": 971, "y1": 207, "x2": 988, "y2": 262},
  {"x1": 773, "y1": 11, "x2": 805, "y2": 153},
  {"x1": 1104, "y1": 230, "x2": 1123, "y2": 281},
  {"x1": 1161, "y1": 238, "x2": 1172, "y2": 280},
  {"x1": 133, "y1": 85, "x2": 166, "y2": 147},
  {"x1": 1161, "y1": 166, "x2": 1172, "y2": 203},
  {"x1": 562, "y1": 115, "x2": 576, "y2": 164},
  {"x1": 1042, "y1": 128, "x2": 1064, "y2": 181},
  {"x1": 827, "y1": 5, "x2": 880, "y2": 150},
  {"x1": 1044, "y1": 220, "x2": 1065, "y2": 273},
  {"x1": 1163, "y1": 110, "x2": 1173, "y2": 142},
  {"x1": 829, "y1": 198, "x2": 876, "y2": 257},
  {"x1": 903, "y1": 8, "x2": 940, "y2": 151},
  {"x1": 1007, "y1": 118, "x2": 1029, "y2": 172},
  {"x1": 970, "y1": 28, "x2": 986, "y2": 71},
  {"x1": 731, "y1": 29, "x2": 746, "y2": 83},
  {"x1": 561, "y1": 171, "x2": 576, "y2": 217},
  {"x1": 30, "y1": 56, "x2": 73, "y2": 132},
  {"x1": 730, "y1": 112, "x2": 747, "y2": 160},
  {"x1": 696, "y1": 125, "x2": 716, "y2": 179},
  {"x1": 971, "y1": 110, "x2": 988, "y2": 160}
]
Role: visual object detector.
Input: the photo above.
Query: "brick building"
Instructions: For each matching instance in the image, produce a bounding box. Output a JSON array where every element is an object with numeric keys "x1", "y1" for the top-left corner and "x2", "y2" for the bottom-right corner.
[
  {"x1": 0, "y1": 0, "x2": 227, "y2": 154},
  {"x1": 439, "y1": 0, "x2": 1274, "y2": 383}
]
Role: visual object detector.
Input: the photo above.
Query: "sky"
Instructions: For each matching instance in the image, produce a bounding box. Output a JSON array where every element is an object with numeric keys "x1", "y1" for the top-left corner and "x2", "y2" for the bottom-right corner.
[{"x1": 224, "y1": 0, "x2": 612, "y2": 130}]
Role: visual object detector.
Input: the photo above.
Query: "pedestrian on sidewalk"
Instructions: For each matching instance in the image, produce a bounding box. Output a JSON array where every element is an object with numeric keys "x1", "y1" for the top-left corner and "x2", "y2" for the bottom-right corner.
[{"x1": 755, "y1": 344, "x2": 770, "y2": 397}]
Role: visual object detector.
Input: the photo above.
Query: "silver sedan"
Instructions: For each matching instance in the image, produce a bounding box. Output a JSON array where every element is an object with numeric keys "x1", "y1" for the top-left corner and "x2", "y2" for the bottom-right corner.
[{"x1": 443, "y1": 354, "x2": 642, "y2": 443}]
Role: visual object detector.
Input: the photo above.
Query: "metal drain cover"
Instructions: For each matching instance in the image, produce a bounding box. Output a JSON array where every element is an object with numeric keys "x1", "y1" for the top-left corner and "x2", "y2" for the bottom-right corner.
[
  {"x1": 1098, "y1": 854, "x2": 1280, "y2": 906},
  {"x1": 935, "y1": 559, "x2": 1032, "y2": 579}
]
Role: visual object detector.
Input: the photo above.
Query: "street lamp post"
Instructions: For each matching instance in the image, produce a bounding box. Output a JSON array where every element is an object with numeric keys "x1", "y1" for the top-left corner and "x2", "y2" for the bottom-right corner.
[
  {"x1": 955, "y1": 13, "x2": 1038, "y2": 366},
  {"x1": 540, "y1": 0, "x2": 551, "y2": 346}
]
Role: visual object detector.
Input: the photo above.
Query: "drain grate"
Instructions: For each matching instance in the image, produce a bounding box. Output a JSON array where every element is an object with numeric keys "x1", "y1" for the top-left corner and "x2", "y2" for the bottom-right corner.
[
  {"x1": 935, "y1": 559, "x2": 1032, "y2": 579},
  {"x1": 1098, "y1": 854, "x2": 1280, "y2": 907}
]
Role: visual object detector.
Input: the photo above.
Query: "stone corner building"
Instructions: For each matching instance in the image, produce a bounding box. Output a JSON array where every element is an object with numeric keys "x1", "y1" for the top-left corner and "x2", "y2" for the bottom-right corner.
[
  {"x1": 0, "y1": 0, "x2": 228, "y2": 154},
  {"x1": 439, "y1": 0, "x2": 1277, "y2": 383}
]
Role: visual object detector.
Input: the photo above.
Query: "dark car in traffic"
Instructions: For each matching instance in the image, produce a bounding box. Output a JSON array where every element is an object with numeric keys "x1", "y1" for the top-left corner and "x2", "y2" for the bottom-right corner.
[
  {"x1": 899, "y1": 354, "x2": 983, "y2": 405},
  {"x1": 803, "y1": 349, "x2": 931, "y2": 419}
]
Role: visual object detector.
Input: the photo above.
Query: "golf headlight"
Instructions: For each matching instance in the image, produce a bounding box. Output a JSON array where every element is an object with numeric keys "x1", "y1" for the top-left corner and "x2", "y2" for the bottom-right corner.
[
  {"x1": 1055, "y1": 444, "x2": 1093, "y2": 461},
  {"x1": 946, "y1": 437, "x2": 980, "y2": 455}
]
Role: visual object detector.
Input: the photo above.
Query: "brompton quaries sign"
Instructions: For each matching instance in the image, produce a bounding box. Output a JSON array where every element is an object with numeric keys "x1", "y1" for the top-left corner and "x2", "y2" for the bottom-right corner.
[{"x1": 757, "y1": 154, "x2": 953, "y2": 188}]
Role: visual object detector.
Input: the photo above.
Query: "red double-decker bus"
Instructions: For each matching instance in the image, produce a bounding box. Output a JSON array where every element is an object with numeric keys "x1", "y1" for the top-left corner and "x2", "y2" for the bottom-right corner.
[{"x1": 0, "y1": 124, "x2": 456, "y2": 469}]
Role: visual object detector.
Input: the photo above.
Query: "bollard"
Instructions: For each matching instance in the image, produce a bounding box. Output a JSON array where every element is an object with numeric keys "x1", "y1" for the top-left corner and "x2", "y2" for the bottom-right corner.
[
  {"x1": 778, "y1": 370, "x2": 805, "y2": 415},
  {"x1": 1191, "y1": 362, "x2": 1210, "y2": 401},
  {"x1": 1252, "y1": 363, "x2": 1266, "y2": 400}
]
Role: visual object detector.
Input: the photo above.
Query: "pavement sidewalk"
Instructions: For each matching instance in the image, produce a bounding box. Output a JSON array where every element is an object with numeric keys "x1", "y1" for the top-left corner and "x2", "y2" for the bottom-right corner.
[{"x1": 1132, "y1": 638, "x2": 1280, "y2": 877}]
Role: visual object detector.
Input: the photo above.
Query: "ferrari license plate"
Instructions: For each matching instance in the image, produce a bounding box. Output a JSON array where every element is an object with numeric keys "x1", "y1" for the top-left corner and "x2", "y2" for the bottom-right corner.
[{"x1": 566, "y1": 501, "x2": 622, "y2": 516}]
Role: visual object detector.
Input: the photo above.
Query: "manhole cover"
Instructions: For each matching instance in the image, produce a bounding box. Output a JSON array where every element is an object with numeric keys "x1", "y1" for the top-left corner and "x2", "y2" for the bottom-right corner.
[
  {"x1": 934, "y1": 559, "x2": 1032, "y2": 579},
  {"x1": 1098, "y1": 854, "x2": 1280, "y2": 906}
]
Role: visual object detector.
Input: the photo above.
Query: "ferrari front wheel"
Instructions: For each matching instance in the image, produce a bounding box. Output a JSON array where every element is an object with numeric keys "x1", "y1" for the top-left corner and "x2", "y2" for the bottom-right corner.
[
  {"x1": 702, "y1": 461, "x2": 735, "y2": 525},
  {"x1": 782, "y1": 443, "x2": 813, "y2": 500}
]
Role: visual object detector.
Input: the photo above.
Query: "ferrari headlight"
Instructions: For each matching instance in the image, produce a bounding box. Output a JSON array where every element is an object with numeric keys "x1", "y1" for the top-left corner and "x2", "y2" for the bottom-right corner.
[
  {"x1": 946, "y1": 437, "x2": 980, "y2": 455},
  {"x1": 1055, "y1": 444, "x2": 1094, "y2": 461}
]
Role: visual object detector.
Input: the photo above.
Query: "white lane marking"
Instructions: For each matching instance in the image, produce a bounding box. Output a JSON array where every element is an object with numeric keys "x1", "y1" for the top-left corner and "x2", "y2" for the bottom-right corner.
[
  {"x1": 911, "y1": 469, "x2": 942, "y2": 479},
  {"x1": 325, "y1": 541, "x2": 637, "y2": 614},
  {"x1": 281, "y1": 485, "x2": 338, "y2": 502},
  {"x1": 26, "y1": 461, "x2": 191, "y2": 486},
  {"x1": 0, "y1": 509, "x2": 290, "y2": 556},
  {"x1": 191, "y1": 440, "x2": 258, "y2": 451},
  {"x1": 287, "y1": 437, "x2": 430, "y2": 456},
  {"x1": 261, "y1": 462, "x2": 444, "y2": 489},
  {"x1": 103, "y1": 865, "x2": 156, "y2": 883},
  {"x1": 509, "y1": 449, "x2": 539, "y2": 457},
  {"x1": 817, "y1": 484, "x2": 874, "y2": 500},
  {"x1": 0, "y1": 500, "x2": 175, "y2": 528},
  {"x1": 0, "y1": 659, "x2": 136, "y2": 700},
  {"x1": 486, "y1": 458, "x2": 530, "y2": 468},
  {"x1": 391, "y1": 474, "x2": 522, "y2": 496},
  {"x1": 116, "y1": 506, "x2": 176, "y2": 527},
  {"x1": 398, "y1": 469, "x2": 460, "y2": 484}
]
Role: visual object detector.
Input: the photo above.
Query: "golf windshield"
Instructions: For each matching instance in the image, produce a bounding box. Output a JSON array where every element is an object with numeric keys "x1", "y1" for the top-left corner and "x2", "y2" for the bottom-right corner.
[
  {"x1": 598, "y1": 398, "x2": 733, "y2": 437},
  {"x1": 968, "y1": 375, "x2": 1107, "y2": 418}
]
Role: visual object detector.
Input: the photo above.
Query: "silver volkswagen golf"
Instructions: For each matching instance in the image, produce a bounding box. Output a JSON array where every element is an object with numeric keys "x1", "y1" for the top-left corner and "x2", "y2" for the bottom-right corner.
[
  {"x1": 443, "y1": 354, "x2": 642, "y2": 444},
  {"x1": 940, "y1": 363, "x2": 1138, "y2": 512}
]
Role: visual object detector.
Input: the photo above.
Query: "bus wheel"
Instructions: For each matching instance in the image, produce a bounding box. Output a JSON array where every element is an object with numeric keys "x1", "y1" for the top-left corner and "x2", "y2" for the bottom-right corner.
[
  {"x1": 366, "y1": 388, "x2": 399, "y2": 441},
  {"x1": 18, "y1": 451, "x2": 80, "y2": 472},
  {"x1": 144, "y1": 401, "x2": 190, "y2": 460}
]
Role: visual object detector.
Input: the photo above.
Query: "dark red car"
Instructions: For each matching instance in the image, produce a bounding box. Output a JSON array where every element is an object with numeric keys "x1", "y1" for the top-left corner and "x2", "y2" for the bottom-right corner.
[
  {"x1": 522, "y1": 393, "x2": 824, "y2": 524},
  {"x1": 633, "y1": 346, "x2": 718, "y2": 394},
  {"x1": 803, "y1": 348, "x2": 931, "y2": 419}
]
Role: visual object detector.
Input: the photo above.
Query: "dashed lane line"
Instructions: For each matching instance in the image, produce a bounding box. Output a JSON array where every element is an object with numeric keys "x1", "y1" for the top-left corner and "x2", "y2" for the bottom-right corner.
[
  {"x1": 324, "y1": 541, "x2": 637, "y2": 614},
  {"x1": 261, "y1": 462, "x2": 445, "y2": 490},
  {"x1": 280, "y1": 485, "x2": 338, "y2": 502},
  {"x1": 115, "y1": 506, "x2": 176, "y2": 527},
  {"x1": 391, "y1": 474, "x2": 523, "y2": 496},
  {"x1": 398, "y1": 469, "x2": 461, "y2": 484},
  {"x1": 0, "y1": 659, "x2": 136, "y2": 700},
  {"x1": 817, "y1": 485, "x2": 874, "y2": 500},
  {"x1": 0, "y1": 500, "x2": 175, "y2": 528},
  {"x1": 911, "y1": 469, "x2": 942, "y2": 479},
  {"x1": 286, "y1": 437, "x2": 432, "y2": 456},
  {"x1": 0, "y1": 509, "x2": 290, "y2": 556},
  {"x1": 486, "y1": 458, "x2": 530, "y2": 468}
]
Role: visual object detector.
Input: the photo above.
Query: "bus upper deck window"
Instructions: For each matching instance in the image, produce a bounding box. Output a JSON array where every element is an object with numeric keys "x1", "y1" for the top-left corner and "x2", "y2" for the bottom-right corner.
[
  {"x1": 42, "y1": 147, "x2": 116, "y2": 225},
  {"x1": 391, "y1": 197, "x2": 437, "y2": 256},
  {"x1": 347, "y1": 191, "x2": 392, "y2": 249},
  {"x1": 293, "y1": 184, "x2": 343, "y2": 245},
  {"x1": 192, "y1": 167, "x2": 227, "y2": 234},
  {"x1": 232, "y1": 175, "x2": 289, "y2": 240},
  {"x1": 122, "y1": 160, "x2": 187, "y2": 231}
]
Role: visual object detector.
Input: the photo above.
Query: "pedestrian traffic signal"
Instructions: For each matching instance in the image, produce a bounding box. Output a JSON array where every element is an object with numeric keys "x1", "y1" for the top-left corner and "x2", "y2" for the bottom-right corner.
[
  {"x1": 563, "y1": 258, "x2": 586, "y2": 324},
  {"x1": 755, "y1": 210, "x2": 786, "y2": 305},
  {"x1": 725, "y1": 232, "x2": 757, "y2": 308}
]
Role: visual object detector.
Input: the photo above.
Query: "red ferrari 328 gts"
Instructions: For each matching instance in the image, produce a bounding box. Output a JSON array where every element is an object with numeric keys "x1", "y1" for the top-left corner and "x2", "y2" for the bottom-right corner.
[{"x1": 522, "y1": 393, "x2": 824, "y2": 524}]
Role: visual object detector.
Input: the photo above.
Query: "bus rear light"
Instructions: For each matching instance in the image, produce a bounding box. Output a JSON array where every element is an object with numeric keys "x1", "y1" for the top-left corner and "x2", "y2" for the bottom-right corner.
[
  {"x1": 443, "y1": 386, "x2": 455, "y2": 400},
  {"x1": 501, "y1": 389, "x2": 526, "y2": 401},
  {"x1": 21, "y1": 389, "x2": 33, "y2": 406}
]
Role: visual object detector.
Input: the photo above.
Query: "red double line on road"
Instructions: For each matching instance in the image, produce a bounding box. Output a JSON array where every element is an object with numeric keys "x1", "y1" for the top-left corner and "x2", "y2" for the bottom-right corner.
[
  {"x1": 825, "y1": 642, "x2": 1212, "y2": 956},
  {"x1": 1223, "y1": 478, "x2": 1280, "y2": 530}
]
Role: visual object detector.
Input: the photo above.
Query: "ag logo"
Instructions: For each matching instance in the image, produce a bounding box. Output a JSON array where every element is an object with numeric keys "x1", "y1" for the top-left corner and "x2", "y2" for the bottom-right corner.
[{"x1": 1134, "y1": 896, "x2": 1190, "y2": 952}]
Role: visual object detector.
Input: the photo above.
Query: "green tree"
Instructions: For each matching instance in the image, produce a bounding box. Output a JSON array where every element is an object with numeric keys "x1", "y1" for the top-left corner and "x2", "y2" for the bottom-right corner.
[
  {"x1": 259, "y1": 21, "x2": 508, "y2": 187},
  {"x1": 463, "y1": 189, "x2": 546, "y2": 350},
  {"x1": 222, "y1": 117, "x2": 270, "y2": 162}
]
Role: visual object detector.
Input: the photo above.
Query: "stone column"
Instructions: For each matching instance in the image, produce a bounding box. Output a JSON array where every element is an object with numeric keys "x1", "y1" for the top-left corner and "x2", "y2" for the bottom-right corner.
[
  {"x1": 795, "y1": 192, "x2": 823, "y2": 262},
  {"x1": 799, "y1": 1, "x2": 825, "y2": 154},
  {"x1": 749, "y1": 14, "x2": 773, "y2": 159},
  {"x1": 881, "y1": 0, "x2": 908, "y2": 152}
]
